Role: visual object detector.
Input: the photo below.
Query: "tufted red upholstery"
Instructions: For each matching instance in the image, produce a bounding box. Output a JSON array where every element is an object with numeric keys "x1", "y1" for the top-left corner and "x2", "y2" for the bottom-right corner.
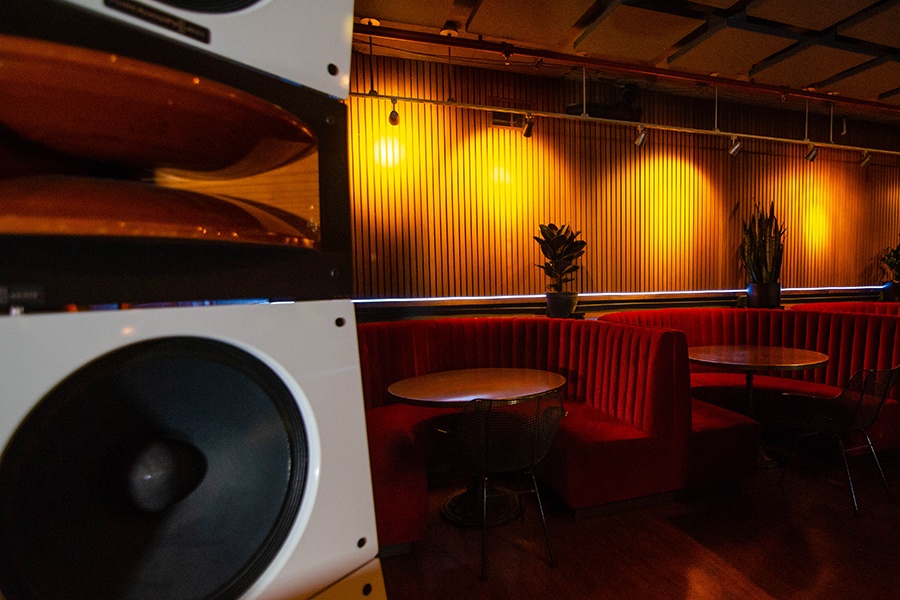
[
  {"x1": 600, "y1": 307, "x2": 900, "y2": 450},
  {"x1": 358, "y1": 317, "x2": 757, "y2": 548},
  {"x1": 790, "y1": 301, "x2": 900, "y2": 315}
]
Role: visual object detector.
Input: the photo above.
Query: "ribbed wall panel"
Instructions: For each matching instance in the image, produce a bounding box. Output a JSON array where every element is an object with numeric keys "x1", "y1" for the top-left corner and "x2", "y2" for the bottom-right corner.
[{"x1": 349, "y1": 53, "x2": 900, "y2": 299}]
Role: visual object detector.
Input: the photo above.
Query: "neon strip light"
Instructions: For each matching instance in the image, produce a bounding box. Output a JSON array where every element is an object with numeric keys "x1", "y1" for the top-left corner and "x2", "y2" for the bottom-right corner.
[{"x1": 352, "y1": 286, "x2": 884, "y2": 304}]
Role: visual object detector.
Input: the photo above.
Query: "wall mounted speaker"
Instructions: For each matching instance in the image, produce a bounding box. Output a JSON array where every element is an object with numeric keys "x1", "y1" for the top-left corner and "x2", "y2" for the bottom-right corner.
[
  {"x1": 50, "y1": 0, "x2": 354, "y2": 98},
  {"x1": 0, "y1": 300, "x2": 386, "y2": 600}
]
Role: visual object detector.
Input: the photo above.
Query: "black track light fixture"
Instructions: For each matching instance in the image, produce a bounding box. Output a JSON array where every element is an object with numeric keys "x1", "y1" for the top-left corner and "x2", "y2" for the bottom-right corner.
[
  {"x1": 860, "y1": 151, "x2": 872, "y2": 167},
  {"x1": 634, "y1": 125, "x2": 647, "y2": 148},
  {"x1": 728, "y1": 135, "x2": 742, "y2": 156},
  {"x1": 389, "y1": 97, "x2": 400, "y2": 126},
  {"x1": 805, "y1": 143, "x2": 818, "y2": 162},
  {"x1": 522, "y1": 115, "x2": 534, "y2": 138}
]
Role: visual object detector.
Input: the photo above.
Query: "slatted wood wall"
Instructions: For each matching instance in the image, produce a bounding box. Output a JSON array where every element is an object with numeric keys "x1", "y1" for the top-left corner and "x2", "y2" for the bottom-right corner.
[{"x1": 184, "y1": 51, "x2": 900, "y2": 300}]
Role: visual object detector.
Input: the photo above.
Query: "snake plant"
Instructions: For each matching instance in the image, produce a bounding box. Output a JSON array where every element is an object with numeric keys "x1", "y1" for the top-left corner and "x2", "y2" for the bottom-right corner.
[{"x1": 740, "y1": 202, "x2": 785, "y2": 284}]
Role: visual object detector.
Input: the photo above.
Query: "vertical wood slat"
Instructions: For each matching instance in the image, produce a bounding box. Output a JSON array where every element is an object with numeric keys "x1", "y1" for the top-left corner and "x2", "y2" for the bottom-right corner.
[{"x1": 347, "y1": 52, "x2": 900, "y2": 299}]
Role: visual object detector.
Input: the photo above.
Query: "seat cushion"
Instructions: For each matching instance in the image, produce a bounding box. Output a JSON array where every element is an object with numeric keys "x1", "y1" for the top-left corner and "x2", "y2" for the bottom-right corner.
[
  {"x1": 690, "y1": 372, "x2": 840, "y2": 414},
  {"x1": 689, "y1": 399, "x2": 760, "y2": 487},
  {"x1": 538, "y1": 402, "x2": 682, "y2": 509},
  {"x1": 364, "y1": 403, "x2": 458, "y2": 547}
]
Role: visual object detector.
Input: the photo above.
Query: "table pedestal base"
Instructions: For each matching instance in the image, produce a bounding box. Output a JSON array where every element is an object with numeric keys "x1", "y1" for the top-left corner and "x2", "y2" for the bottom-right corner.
[{"x1": 441, "y1": 485, "x2": 521, "y2": 527}]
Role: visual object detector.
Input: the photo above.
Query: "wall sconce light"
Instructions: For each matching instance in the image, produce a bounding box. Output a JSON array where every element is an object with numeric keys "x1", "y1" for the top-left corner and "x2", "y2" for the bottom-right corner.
[
  {"x1": 522, "y1": 115, "x2": 534, "y2": 138},
  {"x1": 805, "y1": 143, "x2": 818, "y2": 162},
  {"x1": 634, "y1": 126, "x2": 647, "y2": 148},
  {"x1": 860, "y1": 151, "x2": 872, "y2": 167},
  {"x1": 389, "y1": 98, "x2": 400, "y2": 126},
  {"x1": 727, "y1": 136, "x2": 742, "y2": 156}
]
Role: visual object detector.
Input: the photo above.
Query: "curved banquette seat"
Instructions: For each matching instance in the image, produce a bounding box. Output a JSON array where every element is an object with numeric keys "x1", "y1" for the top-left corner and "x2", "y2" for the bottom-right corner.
[
  {"x1": 357, "y1": 316, "x2": 759, "y2": 550},
  {"x1": 790, "y1": 301, "x2": 900, "y2": 315},
  {"x1": 600, "y1": 307, "x2": 900, "y2": 452}
]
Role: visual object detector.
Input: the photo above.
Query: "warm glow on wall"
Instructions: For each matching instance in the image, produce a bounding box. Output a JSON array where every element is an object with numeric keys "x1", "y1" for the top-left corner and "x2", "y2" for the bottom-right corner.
[
  {"x1": 448, "y1": 126, "x2": 558, "y2": 293},
  {"x1": 373, "y1": 135, "x2": 405, "y2": 167},
  {"x1": 456, "y1": 127, "x2": 544, "y2": 221},
  {"x1": 624, "y1": 152, "x2": 719, "y2": 288},
  {"x1": 789, "y1": 171, "x2": 844, "y2": 252},
  {"x1": 783, "y1": 172, "x2": 834, "y2": 254},
  {"x1": 774, "y1": 160, "x2": 866, "y2": 286},
  {"x1": 491, "y1": 165, "x2": 511, "y2": 185},
  {"x1": 802, "y1": 201, "x2": 830, "y2": 252}
]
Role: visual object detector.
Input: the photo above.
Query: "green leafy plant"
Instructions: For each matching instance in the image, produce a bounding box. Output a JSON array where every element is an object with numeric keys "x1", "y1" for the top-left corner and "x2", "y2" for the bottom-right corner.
[
  {"x1": 740, "y1": 202, "x2": 785, "y2": 284},
  {"x1": 880, "y1": 236, "x2": 900, "y2": 282},
  {"x1": 534, "y1": 223, "x2": 587, "y2": 293}
]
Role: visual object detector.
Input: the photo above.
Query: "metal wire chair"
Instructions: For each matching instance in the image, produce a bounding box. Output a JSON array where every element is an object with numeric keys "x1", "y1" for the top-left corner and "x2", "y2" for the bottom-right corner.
[
  {"x1": 777, "y1": 365, "x2": 900, "y2": 515},
  {"x1": 454, "y1": 390, "x2": 565, "y2": 580}
]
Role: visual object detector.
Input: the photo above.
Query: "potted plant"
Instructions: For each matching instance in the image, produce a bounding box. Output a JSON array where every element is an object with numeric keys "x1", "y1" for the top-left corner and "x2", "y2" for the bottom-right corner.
[
  {"x1": 534, "y1": 223, "x2": 586, "y2": 318},
  {"x1": 739, "y1": 202, "x2": 785, "y2": 308},
  {"x1": 879, "y1": 236, "x2": 900, "y2": 301}
]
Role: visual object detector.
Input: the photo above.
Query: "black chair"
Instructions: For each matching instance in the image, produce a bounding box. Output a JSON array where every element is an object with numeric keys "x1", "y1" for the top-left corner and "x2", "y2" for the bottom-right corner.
[
  {"x1": 454, "y1": 391, "x2": 565, "y2": 580},
  {"x1": 775, "y1": 366, "x2": 900, "y2": 515}
]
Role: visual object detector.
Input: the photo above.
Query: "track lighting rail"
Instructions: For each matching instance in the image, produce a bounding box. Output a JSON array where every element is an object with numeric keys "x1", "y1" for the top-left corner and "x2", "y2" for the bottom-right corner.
[{"x1": 350, "y1": 91, "x2": 900, "y2": 159}]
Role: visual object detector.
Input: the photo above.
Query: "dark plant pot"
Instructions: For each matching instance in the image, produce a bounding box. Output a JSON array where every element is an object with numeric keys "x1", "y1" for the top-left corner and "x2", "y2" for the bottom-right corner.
[
  {"x1": 882, "y1": 281, "x2": 900, "y2": 302},
  {"x1": 746, "y1": 282, "x2": 781, "y2": 308},
  {"x1": 546, "y1": 292, "x2": 578, "y2": 318}
]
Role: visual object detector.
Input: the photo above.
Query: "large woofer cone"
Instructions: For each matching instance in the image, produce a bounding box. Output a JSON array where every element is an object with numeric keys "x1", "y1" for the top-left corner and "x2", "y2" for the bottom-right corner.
[{"x1": 0, "y1": 337, "x2": 308, "y2": 600}]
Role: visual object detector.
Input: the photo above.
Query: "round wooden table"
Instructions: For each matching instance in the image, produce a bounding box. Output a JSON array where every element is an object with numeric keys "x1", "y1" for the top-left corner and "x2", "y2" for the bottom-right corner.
[
  {"x1": 688, "y1": 345, "x2": 828, "y2": 410},
  {"x1": 689, "y1": 345, "x2": 829, "y2": 470},
  {"x1": 388, "y1": 367, "x2": 567, "y2": 406},
  {"x1": 388, "y1": 368, "x2": 566, "y2": 526}
]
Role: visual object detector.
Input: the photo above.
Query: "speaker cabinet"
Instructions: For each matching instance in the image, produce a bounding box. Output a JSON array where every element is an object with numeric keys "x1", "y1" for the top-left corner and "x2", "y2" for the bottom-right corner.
[
  {"x1": 0, "y1": 300, "x2": 386, "y2": 600},
  {"x1": 0, "y1": 15, "x2": 354, "y2": 309},
  {"x1": 51, "y1": 0, "x2": 354, "y2": 98}
]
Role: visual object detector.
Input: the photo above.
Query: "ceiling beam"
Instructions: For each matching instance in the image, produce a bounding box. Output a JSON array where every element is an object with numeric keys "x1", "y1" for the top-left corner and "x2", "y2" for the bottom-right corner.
[{"x1": 355, "y1": 22, "x2": 900, "y2": 115}]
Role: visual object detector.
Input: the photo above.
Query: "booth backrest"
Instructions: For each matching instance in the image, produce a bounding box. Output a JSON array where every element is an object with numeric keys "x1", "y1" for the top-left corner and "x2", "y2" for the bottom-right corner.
[
  {"x1": 357, "y1": 317, "x2": 691, "y2": 441},
  {"x1": 790, "y1": 301, "x2": 900, "y2": 315},
  {"x1": 600, "y1": 308, "x2": 900, "y2": 397}
]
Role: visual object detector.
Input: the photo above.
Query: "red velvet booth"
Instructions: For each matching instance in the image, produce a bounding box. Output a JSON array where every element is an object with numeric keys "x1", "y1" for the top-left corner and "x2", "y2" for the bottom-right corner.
[
  {"x1": 357, "y1": 317, "x2": 759, "y2": 550},
  {"x1": 600, "y1": 307, "x2": 900, "y2": 452},
  {"x1": 790, "y1": 301, "x2": 900, "y2": 315}
]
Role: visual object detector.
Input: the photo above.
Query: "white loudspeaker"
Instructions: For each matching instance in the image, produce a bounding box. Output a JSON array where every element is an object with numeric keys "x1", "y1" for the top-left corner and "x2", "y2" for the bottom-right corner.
[
  {"x1": 0, "y1": 300, "x2": 386, "y2": 600},
  {"x1": 52, "y1": 0, "x2": 354, "y2": 98}
]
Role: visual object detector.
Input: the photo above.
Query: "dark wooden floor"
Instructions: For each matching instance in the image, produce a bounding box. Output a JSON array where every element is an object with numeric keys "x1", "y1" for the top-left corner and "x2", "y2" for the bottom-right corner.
[{"x1": 380, "y1": 442, "x2": 900, "y2": 599}]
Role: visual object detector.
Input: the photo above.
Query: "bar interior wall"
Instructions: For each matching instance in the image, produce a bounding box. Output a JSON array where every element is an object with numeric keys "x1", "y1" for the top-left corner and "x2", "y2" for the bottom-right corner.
[{"x1": 347, "y1": 52, "x2": 900, "y2": 301}]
